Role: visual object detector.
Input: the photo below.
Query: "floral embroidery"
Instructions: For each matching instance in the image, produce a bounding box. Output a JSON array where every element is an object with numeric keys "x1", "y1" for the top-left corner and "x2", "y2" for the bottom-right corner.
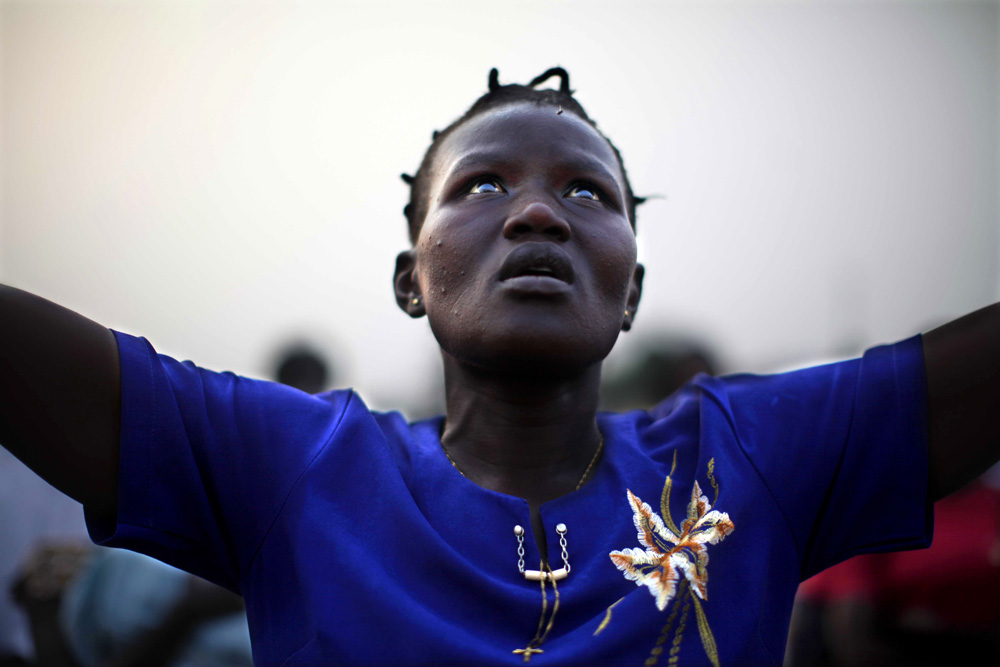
[
  {"x1": 606, "y1": 454, "x2": 734, "y2": 666},
  {"x1": 610, "y1": 480, "x2": 734, "y2": 608}
]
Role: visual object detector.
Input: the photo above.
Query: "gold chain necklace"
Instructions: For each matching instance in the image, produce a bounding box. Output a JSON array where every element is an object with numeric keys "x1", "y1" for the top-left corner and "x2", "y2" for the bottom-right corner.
[
  {"x1": 439, "y1": 431, "x2": 605, "y2": 662},
  {"x1": 440, "y1": 432, "x2": 604, "y2": 491}
]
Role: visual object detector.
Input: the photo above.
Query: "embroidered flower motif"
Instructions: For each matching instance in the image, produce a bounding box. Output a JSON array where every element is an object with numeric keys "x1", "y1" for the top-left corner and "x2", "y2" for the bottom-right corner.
[
  {"x1": 610, "y1": 480, "x2": 734, "y2": 611},
  {"x1": 602, "y1": 457, "x2": 733, "y2": 666}
]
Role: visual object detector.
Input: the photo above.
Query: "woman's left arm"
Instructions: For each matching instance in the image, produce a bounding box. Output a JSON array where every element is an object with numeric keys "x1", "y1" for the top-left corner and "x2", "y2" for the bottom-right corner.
[{"x1": 922, "y1": 302, "x2": 1000, "y2": 500}]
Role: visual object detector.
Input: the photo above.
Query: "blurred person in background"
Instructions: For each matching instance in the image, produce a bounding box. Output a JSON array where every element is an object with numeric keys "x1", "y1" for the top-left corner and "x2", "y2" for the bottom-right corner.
[
  {"x1": 274, "y1": 345, "x2": 332, "y2": 396},
  {"x1": 0, "y1": 449, "x2": 89, "y2": 665},
  {"x1": 1, "y1": 65, "x2": 999, "y2": 666},
  {"x1": 57, "y1": 548, "x2": 250, "y2": 667},
  {"x1": 785, "y1": 464, "x2": 1000, "y2": 667},
  {"x1": 10, "y1": 545, "x2": 251, "y2": 667},
  {"x1": 600, "y1": 338, "x2": 717, "y2": 412}
]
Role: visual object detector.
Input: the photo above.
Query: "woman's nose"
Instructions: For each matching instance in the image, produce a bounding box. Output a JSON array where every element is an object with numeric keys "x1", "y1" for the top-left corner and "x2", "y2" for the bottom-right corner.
[{"x1": 502, "y1": 201, "x2": 572, "y2": 242}]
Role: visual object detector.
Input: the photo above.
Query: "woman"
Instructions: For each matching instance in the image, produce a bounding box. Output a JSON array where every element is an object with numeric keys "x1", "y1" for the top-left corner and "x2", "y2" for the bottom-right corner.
[{"x1": 1, "y1": 68, "x2": 998, "y2": 666}]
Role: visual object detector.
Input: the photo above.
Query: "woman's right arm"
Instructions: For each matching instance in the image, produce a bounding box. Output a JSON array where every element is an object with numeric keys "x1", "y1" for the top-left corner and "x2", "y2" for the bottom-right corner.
[{"x1": 0, "y1": 284, "x2": 120, "y2": 519}]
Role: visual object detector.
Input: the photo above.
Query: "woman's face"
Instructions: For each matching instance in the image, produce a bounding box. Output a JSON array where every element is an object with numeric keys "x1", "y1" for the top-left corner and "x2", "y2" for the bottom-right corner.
[{"x1": 396, "y1": 102, "x2": 643, "y2": 376}]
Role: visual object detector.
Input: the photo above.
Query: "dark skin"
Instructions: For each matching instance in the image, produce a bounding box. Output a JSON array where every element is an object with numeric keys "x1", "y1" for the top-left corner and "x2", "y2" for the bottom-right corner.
[
  {"x1": 394, "y1": 104, "x2": 643, "y2": 555},
  {"x1": 0, "y1": 101, "x2": 998, "y2": 568}
]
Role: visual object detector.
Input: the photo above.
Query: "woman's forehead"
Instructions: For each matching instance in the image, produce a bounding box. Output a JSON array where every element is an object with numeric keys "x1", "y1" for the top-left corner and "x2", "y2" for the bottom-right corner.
[{"x1": 433, "y1": 103, "x2": 625, "y2": 184}]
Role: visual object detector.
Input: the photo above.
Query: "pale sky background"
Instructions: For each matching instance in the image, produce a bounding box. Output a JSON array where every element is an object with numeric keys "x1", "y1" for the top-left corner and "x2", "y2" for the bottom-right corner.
[{"x1": 2, "y1": 0, "x2": 998, "y2": 414}]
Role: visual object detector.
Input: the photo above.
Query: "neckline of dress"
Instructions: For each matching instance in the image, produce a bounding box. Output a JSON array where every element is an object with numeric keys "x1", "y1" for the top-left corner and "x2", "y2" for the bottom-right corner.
[{"x1": 415, "y1": 414, "x2": 616, "y2": 511}]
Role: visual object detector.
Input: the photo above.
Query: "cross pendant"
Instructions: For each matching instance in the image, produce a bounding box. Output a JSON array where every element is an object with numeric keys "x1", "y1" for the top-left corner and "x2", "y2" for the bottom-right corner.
[{"x1": 513, "y1": 645, "x2": 544, "y2": 662}]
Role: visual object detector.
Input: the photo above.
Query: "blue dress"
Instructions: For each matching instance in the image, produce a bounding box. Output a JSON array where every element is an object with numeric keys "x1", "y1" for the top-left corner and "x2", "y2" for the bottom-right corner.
[{"x1": 86, "y1": 331, "x2": 931, "y2": 665}]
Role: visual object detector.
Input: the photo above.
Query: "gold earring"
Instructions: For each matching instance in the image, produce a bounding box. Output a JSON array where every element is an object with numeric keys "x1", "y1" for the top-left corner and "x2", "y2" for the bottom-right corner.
[
  {"x1": 624, "y1": 310, "x2": 630, "y2": 317},
  {"x1": 412, "y1": 297, "x2": 421, "y2": 306}
]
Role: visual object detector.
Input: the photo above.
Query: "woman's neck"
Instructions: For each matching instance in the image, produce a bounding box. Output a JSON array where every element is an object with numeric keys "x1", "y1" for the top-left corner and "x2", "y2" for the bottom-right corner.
[{"x1": 439, "y1": 353, "x2": 603, "y2": 505}]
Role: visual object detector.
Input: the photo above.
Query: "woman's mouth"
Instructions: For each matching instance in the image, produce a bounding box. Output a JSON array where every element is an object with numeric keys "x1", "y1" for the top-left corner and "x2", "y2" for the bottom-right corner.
[{"x1": 498, "y1": 244, "x2": 575, "y2": 284}]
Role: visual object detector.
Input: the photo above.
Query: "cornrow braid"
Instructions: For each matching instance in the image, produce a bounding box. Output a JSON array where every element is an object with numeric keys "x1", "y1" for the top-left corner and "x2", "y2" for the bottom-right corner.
[{"x1": 401, "y1": 67, "x2": 644, "y2": 244}]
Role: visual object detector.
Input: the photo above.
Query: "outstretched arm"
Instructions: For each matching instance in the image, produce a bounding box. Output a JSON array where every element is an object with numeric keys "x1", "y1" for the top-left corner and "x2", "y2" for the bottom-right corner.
[
  {"x1": 923, "y1": 302, "x2": 1000, "y2": 500},
  {"x1": 0, "y1": 284, "x2": 120, "y2": 518}
]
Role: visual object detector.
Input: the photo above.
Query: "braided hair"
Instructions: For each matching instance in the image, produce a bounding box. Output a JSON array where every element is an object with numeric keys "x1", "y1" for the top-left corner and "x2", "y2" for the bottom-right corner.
[{"x1": 400, "y1": 67, "x2": 645, "y2": 244}]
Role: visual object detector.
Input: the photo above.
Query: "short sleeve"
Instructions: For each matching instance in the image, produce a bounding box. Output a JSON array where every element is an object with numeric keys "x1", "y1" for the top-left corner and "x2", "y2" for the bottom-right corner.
[
  {"x1": 84, "y1": 331, "x2": 353, "y2": 592},
  {"x1": 709, "y1": 335, "x2": 931, "y2": 580}
]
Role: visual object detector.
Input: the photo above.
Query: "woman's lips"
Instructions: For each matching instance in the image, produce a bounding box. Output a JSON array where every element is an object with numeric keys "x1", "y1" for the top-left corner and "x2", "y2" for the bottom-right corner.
[
  {"x1": 498, "y1": 243, "x2": 575, "y2": 284},
  {"x1": 500, "y1": 274, "x2": 572, "y2": 296}
]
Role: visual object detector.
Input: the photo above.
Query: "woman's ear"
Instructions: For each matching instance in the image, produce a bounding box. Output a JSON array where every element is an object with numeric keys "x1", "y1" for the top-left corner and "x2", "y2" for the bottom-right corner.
[
  {"x1": 622, "y1": 263, "x2": 644, "y2": 332},
  {"x1": 394, "y1": 250, "x2": 425, "y2": 318}
]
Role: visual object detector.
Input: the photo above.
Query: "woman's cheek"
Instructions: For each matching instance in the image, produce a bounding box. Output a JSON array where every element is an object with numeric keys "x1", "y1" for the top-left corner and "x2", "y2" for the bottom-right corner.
[
  {"x1": 595, "y1": 237, "x2": 636, "y2": 293},
  {"x1": 418, "y1": 241, "x2": 475, "y2": 311}
]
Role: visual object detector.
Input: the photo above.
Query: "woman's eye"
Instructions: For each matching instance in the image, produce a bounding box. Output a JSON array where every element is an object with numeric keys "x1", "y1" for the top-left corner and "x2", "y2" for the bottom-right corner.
[
  {"x1": 469, "y1": 179, "x2": 504, "y2": 195},
  {"x1": 566, "y1": 184, "x2": 601, "y2": 201}
]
